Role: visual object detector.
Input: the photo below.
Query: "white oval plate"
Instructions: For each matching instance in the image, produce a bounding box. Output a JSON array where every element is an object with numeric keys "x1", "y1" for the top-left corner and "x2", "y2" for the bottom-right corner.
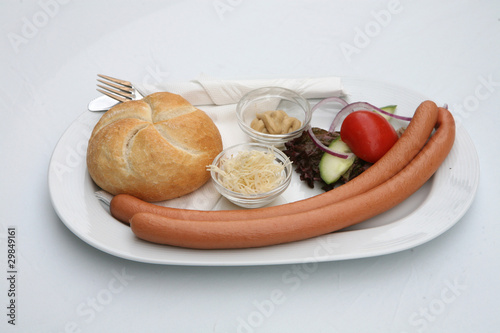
[{"x1": 48, "y1": 78, "x2": 479, "y2": 266}]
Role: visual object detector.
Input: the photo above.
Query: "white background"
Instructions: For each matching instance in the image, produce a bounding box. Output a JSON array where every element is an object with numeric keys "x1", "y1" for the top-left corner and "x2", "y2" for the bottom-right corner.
[{"x1": 1, "y1": 0, "x2": 499, "y2": 332}]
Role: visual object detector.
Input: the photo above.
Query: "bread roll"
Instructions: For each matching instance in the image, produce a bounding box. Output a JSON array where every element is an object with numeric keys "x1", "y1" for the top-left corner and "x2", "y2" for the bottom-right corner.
[{"x1": 87, "y1": 92, "x2": 223, "y2": 202}]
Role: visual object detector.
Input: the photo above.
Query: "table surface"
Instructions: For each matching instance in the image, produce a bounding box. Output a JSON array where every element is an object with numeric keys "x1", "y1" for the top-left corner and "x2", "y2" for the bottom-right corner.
[{"x1": 2, "y1": 1, "x2": 499, "y2": 332}]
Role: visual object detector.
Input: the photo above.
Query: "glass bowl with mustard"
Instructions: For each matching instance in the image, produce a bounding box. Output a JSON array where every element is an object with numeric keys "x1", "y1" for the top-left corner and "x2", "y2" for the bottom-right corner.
[
  {"x1": 236, "y1": 87, "x2": 312, "y2": 148},
  {"x1": 208, "y1": 143, "x2": 293, "y2": 208}
]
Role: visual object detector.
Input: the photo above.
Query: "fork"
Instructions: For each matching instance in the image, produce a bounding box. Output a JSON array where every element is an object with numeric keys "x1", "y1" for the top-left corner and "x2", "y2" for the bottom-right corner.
[{"x1": 96, "y1": 74, "x2": 144, "y2": 103}]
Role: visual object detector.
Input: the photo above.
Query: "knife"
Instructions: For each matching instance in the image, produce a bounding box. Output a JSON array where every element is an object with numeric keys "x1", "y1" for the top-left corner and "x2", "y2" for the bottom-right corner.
[{"x1": 87, "y1": 95, "x2": 119, "y2": 112}]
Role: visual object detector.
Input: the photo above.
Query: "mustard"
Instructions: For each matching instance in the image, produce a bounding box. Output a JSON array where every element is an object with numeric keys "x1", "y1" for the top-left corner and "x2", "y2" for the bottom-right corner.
[{"x1": 250, "y1": 110, "x2": 302, "y2": 134}]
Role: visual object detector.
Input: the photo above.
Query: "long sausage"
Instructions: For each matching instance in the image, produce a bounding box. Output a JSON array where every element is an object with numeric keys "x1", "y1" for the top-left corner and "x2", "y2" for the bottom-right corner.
[
  {"x1": 130, "y1": 107, "x2": 455, "y2": 249},
  {"x1": 111, "y1": 100, "x2": 440, "y2": 224}
]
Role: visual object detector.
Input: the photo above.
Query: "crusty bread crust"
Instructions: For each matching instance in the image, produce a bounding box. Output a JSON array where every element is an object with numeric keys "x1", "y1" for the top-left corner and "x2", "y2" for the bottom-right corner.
[{"x1": 87, "y1": 92, "x2": 223, "y2": 202}]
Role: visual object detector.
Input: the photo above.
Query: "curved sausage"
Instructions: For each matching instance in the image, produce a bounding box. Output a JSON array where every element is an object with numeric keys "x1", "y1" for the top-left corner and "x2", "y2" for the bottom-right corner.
[
  {"x1": 130, "y1": 107, "x2": 455, "y2": 249},
  {"x1": 111, "y1": 100, "x2": 440, "y2": 224}
]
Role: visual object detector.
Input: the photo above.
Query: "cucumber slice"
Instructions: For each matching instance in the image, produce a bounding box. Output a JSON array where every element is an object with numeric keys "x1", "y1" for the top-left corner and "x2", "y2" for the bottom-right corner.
[
  {"x1": 375, "y1": 105, "x2": 397, "y2": 121},
  {"x1": 319, "y1": 137, "x2": 355, "y2": 184}
]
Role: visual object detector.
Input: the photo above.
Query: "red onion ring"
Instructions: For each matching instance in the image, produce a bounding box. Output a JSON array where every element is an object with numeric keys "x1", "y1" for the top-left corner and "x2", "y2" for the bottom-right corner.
[
  {"x1": 329, "y1": 104, "x2": 354, "y2": 132},
  {"x1": 328, "y1": 102, "x2": 412, "y2": 133},
  {"x1": 306, "y1": 126, "x2": 353, "y2": 159},
  {"x1": 311, "y1": 97, "x2": 348, "y2": 113}
]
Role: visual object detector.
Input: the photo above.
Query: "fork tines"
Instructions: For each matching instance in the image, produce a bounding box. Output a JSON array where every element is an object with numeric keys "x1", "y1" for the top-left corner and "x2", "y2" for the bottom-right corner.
[{"x1": 96, "y1": 74, "x2": 135, "y2": 103}]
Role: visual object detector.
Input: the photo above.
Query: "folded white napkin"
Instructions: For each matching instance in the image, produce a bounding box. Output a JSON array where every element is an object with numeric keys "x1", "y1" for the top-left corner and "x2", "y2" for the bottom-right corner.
[
  {"x1": 96, "y1": 74, "x2": 345, "y2": 211},
  {"x1": 134, "y1": 73, "x2": 345, "y2": 106}
]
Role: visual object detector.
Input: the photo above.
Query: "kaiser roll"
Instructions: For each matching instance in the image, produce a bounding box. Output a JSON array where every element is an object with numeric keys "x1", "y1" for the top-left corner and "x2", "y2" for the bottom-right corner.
[{"x1": 87, "y1": 92, "x2": 223, "y2": 202}]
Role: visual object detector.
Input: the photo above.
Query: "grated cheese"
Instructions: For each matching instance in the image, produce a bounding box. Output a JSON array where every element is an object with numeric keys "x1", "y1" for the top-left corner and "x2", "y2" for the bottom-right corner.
[{"x1": 208, "y1": 149, "x2": 287, "y2": 195}]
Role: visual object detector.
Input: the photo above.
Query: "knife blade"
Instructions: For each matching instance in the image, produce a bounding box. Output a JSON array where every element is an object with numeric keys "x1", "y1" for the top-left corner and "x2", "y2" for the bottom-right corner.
[{"x1": 87, "y1": 95, "x2": 119, "y2": 112}]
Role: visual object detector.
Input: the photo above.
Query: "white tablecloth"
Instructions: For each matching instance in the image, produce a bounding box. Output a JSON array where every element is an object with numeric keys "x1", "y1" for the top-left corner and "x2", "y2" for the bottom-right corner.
[{"x1": 1, "y1": 0, "x2": 499, "y2": 332}]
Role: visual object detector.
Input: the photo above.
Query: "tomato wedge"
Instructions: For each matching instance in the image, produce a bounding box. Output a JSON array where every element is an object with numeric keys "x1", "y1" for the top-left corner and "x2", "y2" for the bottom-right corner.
[{"x1": 340, "y1": 110, "x2": 398, "y2": 163}]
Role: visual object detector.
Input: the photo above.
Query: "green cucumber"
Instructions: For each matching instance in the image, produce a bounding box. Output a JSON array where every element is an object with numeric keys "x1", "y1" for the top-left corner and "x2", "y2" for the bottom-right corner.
[
  {"x1": 319, "y1": 137, "x2": 355, "y2": 184},
  {"x1": 376, "y1": 105, "x2": 397, "y2": 121}
]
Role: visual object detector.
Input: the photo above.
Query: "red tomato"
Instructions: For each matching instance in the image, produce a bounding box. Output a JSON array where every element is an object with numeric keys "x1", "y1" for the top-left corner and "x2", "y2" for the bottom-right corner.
[{"x1": 340, "y1": 110, "x2": 398, "y2": 163}]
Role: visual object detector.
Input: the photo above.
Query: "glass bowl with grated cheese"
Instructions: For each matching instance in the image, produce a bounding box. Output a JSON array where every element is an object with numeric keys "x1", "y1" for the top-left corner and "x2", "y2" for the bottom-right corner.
[{"x1": 208, "y1": 143, "x2": 293, "y2": 208}]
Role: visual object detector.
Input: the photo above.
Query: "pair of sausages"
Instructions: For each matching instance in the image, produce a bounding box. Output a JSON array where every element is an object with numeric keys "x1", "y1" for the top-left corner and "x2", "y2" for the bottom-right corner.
[
  {"x1": 112, "y1": 101, "x2": 439, "y2": 223},
  {"x1": 110, "y1": 101, "x2": 455, "y2": 249}
]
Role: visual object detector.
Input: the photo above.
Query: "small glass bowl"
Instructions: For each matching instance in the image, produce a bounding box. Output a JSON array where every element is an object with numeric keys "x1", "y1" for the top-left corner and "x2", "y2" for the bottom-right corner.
[
  {"x1": 209, "y1": 143, "x2": 293, "y2": 209},
  {"x1": 236, "y1": 87, "x2": 312, "y2": 148}
]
